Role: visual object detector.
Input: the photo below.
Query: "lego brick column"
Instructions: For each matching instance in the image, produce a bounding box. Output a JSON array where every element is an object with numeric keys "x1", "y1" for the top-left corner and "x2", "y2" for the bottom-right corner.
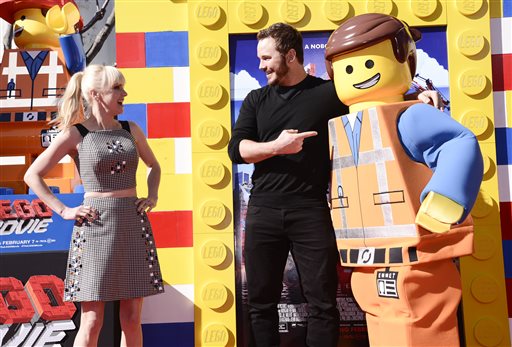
[
  {"x1": 447, "y1": 0, "x2": 511, "y2": 346},
  {"x1": 188, "y1": 2, "x2": 237, "y2": 346},
  {"x1": 115, "y1": 2, "x2": 195, "y2": 345},
  {"x1": 490, "y1": 0, "x2": 512, "y2": 339}
]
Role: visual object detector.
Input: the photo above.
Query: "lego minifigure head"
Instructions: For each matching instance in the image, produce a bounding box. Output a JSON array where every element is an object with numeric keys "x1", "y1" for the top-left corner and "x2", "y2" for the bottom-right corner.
[
  {"x1": 325, "y1": 13, "x2": 421, "y2": 108},
  {"x1": 0, "y1": 0, "x2": 82, "y2": 49}
]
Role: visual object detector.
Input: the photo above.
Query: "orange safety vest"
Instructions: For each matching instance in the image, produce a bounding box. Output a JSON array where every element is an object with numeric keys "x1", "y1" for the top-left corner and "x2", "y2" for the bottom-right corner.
[
  {"x1": 328, "y1": 101, "x2": 473, "y2": 267},
  {"x1": 0, "y1": 48, "x2": 70, "y2": 117}
]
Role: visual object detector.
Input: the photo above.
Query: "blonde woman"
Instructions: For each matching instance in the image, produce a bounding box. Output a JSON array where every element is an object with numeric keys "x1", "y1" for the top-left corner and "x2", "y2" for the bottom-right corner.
[{"x1": 24, "y1": 64, "x2": 164, "y2": 347}]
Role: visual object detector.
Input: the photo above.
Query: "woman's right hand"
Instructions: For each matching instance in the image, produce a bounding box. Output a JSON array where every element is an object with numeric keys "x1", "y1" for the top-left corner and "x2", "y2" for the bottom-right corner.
[{"x1": 61, "y1": 205, "x2": 98, "y2": 223}]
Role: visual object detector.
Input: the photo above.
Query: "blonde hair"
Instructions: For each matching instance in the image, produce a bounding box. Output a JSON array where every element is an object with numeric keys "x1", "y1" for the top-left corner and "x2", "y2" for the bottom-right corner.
[{"x1": 51, "y1": 65, "x2": 126, "y2": 129}]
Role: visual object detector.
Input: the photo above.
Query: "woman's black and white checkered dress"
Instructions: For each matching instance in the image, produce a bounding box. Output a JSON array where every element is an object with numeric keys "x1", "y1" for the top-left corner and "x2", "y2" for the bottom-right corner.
[{"x1": 64, "y1": 121, "x2": 164, "y2": 302}]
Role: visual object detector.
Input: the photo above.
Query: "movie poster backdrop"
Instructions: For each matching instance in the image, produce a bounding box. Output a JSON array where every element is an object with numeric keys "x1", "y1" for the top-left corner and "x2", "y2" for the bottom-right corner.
[
  {"x1": 229, "y1": 27, "x2": 449, "y2": 347},
  {"x1": 0, "y1": 194, "x2": 119, "y2": 347}
]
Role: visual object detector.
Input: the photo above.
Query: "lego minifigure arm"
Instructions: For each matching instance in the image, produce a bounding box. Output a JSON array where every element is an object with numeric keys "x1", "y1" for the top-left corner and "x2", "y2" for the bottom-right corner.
[
  {"x1": 46, "y1": 3, "x2": 85, "y2": 74},
  {"x1": 397, "y1": 103, "x2": 483, "y2": 232}
]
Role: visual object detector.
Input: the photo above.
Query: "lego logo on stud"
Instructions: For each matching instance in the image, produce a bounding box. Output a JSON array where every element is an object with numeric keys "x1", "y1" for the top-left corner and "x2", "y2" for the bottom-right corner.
[
  {"x1": 202, "y1": 323, "x2": 229, "y2": 346},
  {"x1": 411, "y1": 0, "x2": 438, "y2": 18},
  {"x1": 472, "y1": 232, "x2": 496, "y2": 261},
  {"x1": 198, "y1": 120, "x2": 224, "y2": 147},
  {"x1": 458, "y1": 70, "x2": 487, "y2": 96},
  {"x1": 366, "y1": 0, "x2": 393, "y2": 14},
  {"x1": 197, "y1": 80, "x2": 224, "y2": 106},
  {"x1": 238, "y1": 1, "x2": 263, "y2": 26},
  {"x1": 471, "y1": 275, "x2": 498, "y2": 304},
  {"x1": 460, "y1": 110, "x2": 489, "y2": 137},
  {"x1": 195, "y1": 3, "x2": 221, "y2": 27},
  {"x1": 201, "y1": 200, "x2": 226, "y2": 226},
  {"x1": 457, "y1": 31, "x2": 485, "y2": 57},
  {"x1": 196, "y1": 41, "x2": 222, "y2": 67},
  {"x1": 202, "y1": 282, "x2": 228, "y2": 309},
  {"x1": 281, "y1": 1, "x2": 306, "y2": 24},
  {"x1": 456, "y1": 0, "x2": 484, "y2": 16},
  {"x1": 473, "y1": 318, "x2": 504, "y2": 347},
  {"x1": 201, "y1": 240, "x2": 228, "y2": 267},
  {"x1": 200, "y1": 160, "x2": 225, "y2": 186},
  {"x1": 324, "y1": 1, "x2": 350, "y2": 22}
]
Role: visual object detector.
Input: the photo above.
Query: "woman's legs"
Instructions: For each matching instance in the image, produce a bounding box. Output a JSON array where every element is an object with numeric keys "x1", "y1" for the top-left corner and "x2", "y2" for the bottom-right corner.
[
  {"x1": 74, "y1": 301, "x2": 105, "y2": 347},
  {"x1": 119, "y1": 297, "x2": 144, "y2": 347}
]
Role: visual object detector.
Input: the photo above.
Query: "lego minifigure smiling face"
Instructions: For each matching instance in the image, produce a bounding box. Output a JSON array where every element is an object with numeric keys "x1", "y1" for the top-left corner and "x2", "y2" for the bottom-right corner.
[
  {"x1": 0, "y1": 0, "x2": 82, "y2": 49},
  {"x1": 325, "y1": 13, "x2": 421, "y2": 112},
  {"x1": 13, "y1": 8, "x2": 60, "y2": 49},
  {"x1": 330, "y1": 40, "x2": 412, "y2": 107}
]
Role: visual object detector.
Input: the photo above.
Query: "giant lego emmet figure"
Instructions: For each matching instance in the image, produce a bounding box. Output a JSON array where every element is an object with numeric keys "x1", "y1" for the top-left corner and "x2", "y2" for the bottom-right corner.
[
  {"x1": 324, "y1": 14, "x2": 483, "y2": 346},
  {"x1": 0, "y1": 0, "x2": 85, "y2": 193}
]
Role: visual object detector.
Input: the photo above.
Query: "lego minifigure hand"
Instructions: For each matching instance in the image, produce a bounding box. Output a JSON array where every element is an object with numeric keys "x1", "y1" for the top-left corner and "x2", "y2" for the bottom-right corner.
[
  {"x1": 46, "y1": 3, "x2": 80, "y2": 35},
  {"x1": 415, "y1": 191, "x2": 464, "y2": 233}
]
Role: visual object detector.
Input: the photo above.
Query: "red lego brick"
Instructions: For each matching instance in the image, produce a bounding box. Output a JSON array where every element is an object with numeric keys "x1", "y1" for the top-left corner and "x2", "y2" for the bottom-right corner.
[
  {"x1": 500, "y1": 201, "x2": 512, "y2": 240},
  {"x1": 148, "y1": 210, "x2": 192, "y2": 248},
  {"x1": 147, "y1": 103, "x2": 190, "y2": 138},
  {"x1": 116, "y1": 33, "x2": 146, "y2": 68},
  {"x1": 492, "y1": 53, "x2": 512, "y2": 92}
]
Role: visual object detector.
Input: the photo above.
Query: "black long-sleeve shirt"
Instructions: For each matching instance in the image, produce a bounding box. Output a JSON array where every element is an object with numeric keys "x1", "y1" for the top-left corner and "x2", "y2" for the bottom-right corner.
[{"x1": 228, "y1": 75, "x2": 348, "y2": 208}]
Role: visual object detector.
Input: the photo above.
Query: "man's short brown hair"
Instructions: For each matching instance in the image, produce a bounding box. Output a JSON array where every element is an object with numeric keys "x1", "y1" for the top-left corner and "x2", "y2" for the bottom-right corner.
[{"x1": 257, "y1": 22, "x2": 304, "y2": 64}]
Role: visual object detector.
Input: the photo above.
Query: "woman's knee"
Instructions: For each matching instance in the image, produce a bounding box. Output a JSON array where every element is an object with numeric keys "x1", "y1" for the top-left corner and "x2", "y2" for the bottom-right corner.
[
  {"x1": 80, "y1": 303, "x2": 105, "y2": 334},
  {"x1": 119, "y1": 299, "x2": 143, "y2": 329}
]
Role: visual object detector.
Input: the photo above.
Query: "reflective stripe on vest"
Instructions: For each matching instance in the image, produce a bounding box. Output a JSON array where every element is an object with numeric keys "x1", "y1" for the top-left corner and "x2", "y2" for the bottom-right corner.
[{"x1": 331, "y1": 107, "x2": 408, "y2": 238}]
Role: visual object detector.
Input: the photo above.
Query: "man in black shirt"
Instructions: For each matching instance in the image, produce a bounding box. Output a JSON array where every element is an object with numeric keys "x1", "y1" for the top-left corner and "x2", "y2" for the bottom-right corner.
[{"x1": 228, "y1": 22, "x2": 441, "y2": 347}]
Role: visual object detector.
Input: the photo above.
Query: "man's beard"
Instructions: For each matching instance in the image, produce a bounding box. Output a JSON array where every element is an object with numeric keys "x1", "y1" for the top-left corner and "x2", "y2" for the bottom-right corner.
[{"x1": 268, "y1": 60, "x2": 289, "y2": 86}]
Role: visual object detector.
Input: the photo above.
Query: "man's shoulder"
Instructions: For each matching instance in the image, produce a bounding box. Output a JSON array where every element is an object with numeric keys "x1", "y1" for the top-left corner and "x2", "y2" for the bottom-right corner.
[
  {"x1": 301, "y1": 75, "x2": 335, "y2": 94},
  {"x1": 305, "y1": 74, "x2": 333, "y2": 86},
  {"x1": 244, "y1": 83, "x2": 274, "y2": 101}
]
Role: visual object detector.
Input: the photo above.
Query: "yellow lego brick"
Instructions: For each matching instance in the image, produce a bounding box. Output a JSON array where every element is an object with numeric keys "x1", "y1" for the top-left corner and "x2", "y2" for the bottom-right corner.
[
  {"x1": 188, "y1": 3, "x2": 231, "y2": 156},
  {"x1": 227, "y1": 0, "x2": 446, "y2": 34},
  {"x1": 190, "y1": 140, "x2": 232, "y2": 239},
  {"x1": 148, "y1": 138, "x2": 175, "y2": 176},
  {"x1": 193, "y1": 232, "x2": 236, "y2": 346},
  {"x1": 157, "y1": 247, "x2": 194, "y2": 285},
  {"x1": 157, "y1": 174, "x2": 193, "y2": 211},
  {"x1": 460, "y1": 231, "x2": 510, "y2": 347},
  {"x1": 135, "y1": 153, "x2": 192, "y2": 211},
  {"x1": 115, "y1": 0, "x2": 188, "y2": 33},
  {"x1": 136, "y1": 159, "x2": 148, "y2": 196},
  {"x1": 188, "y1": 3, "x2": 237, "y2": 345},
  {"x1": 119, "y1": 68, "x2": 174, "y2": 104},
  {"x1": 444, "y1": 3, "x2": 510, "y2": 346}
]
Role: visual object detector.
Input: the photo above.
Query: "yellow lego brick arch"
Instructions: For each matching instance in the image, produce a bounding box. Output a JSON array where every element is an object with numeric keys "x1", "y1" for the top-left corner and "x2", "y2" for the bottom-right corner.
[{"x1": 116, "y1": 1, "x2": 510, "y2": 346}]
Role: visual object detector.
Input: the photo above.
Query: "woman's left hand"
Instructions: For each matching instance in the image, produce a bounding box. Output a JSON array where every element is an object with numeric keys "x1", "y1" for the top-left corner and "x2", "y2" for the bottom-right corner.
[{"x1": 135, "y1": 197, "x2": 158, "y2": 213}]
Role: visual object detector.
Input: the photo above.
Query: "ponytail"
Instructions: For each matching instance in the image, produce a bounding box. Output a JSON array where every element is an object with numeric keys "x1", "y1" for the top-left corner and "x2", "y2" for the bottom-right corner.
[
  {"x1": 51, "y1": 71, "x2": 86, "y2": 130},
  {"x1": 50, "y1": 65, "x2": 125, "y2": 129}
]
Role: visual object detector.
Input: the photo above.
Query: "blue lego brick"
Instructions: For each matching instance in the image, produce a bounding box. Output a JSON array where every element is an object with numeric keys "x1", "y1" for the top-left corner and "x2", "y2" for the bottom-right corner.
[
  {"x1": 496, "y1": 127, "x2": 512, "y2": 166},
  {"x1": 118, "y1": 104, "x2": 147, "y2": 136},
  {"x1": 142, "y1": 322, "x2": 194, "y2": 347},
  {"x1": 145, "y1": 31, "x2": 189, "y2": 67},
  {"x1": 504, "y1": 240, "x2": 512, "y2": 278},
  {"x1": 504, "y1": 0, "x2": 512, "y2": 17}
]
